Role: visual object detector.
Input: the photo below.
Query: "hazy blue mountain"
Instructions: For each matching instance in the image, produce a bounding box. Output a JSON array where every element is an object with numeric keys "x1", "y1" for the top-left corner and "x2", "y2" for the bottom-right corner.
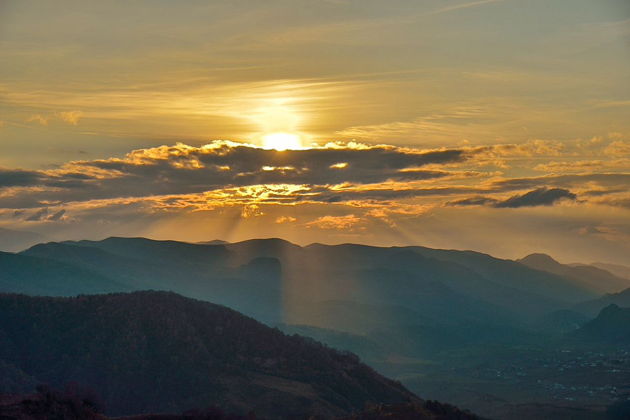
[
  {"x1": 519, "y1": 253, "x2": 630, "y2": 294},
  {"x1": 531, "y1": 309, "x2": 591, "y2": 334},
  {"x1": 572, "y1": 304, "x2": 630, "y2": 343},
  {"x1": 224, "y1": 237, "x2": 302, "y2": 268},
  {"x1": 0, "y1": 291, "x2": 418, "y2": 418},
  {"x1": 407, "y1": 246, "x2": 596, "y2": 304},
  {"x1": 301, "y1": 243, "x2": 595, "y2": 317},
  {"x1": 588, "y1": 262, "x2": 630, "y2": 281},
  {"x1": 0, "y1": 251, "x2": 129, "y2": 296},
  {"x1": 22, "y1": 239, "x2": 283, "y2": 323},
  {"x1": 574, "y1": 287, "x2": 630, "y2": 317},
  {"x1": 18, "y1": 237, "x2": 601, "y2": 329},
  {"x1": 69, "y1": 236, "x2": 231, "y2": 266},
  {"x1": 0, "y1": 227, "x2": 47, "y2": 252}
]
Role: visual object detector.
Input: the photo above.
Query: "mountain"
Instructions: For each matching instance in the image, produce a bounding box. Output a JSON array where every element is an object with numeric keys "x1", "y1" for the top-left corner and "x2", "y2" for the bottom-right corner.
[
  {"x1": 0, "y1": 251, "x2": 129, "y2": 296},
  {"x1": 3, "y1": 237, "x2": 621, "y2": 419},
  {"x1": 10, "y1": 236, "x2": 608, "y2": 367},
  {"x1": 0, "y1": 390, "x2": 104, "y2": 420},
  {"x1": 0, "y1": 291, "x2": 418, "y2": 418},
  {"x1": 574, "y1": 288, "x2": 630, "y2": 317},
  {"x1": 589, "y1": 262, "x2": 630, "y2": 281},
  {"x1": 0, "y1": 389, "x2": 482, "y2": 420},
  {"x1": 21, "y1": 238, "x2": 598, "y2": 317},
  {"x1": 338, "y1": 401, "x2": 484, "y2": 419},
  {"x1": 22, "y1": 239, "x2": 284, "y2": 324},
  {"x1": 197, "y1": 239, "x2": 229, "y2": 245},
  {"x1": 519, "y1": 253, "x2": 630, "y2": 294},
  {"x1": 572, "y1": 304, "x2": 630, "y2": 343},
  {"x1": 531, "y1": 309, "x2": 591, "y2": 334},
  {"x1": 302, "y1": 243, "x2": 594, "y2": 317},
  {"x1": 16, "y1": 237, "x2": 602, "y2": 342},
  {"x1": 0, "y1": 227, "x2": 47, "y2": 252}
]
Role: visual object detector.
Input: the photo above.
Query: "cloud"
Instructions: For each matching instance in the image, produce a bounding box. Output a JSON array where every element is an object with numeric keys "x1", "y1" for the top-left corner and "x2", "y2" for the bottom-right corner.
[
  {"x1": 533, "y1": 159, "x2": 630, "y2": 173},
  {"x1": 306, "y1": 214, "x2": 363, "y2": 230},
  {"x1": 0, "y1": 169, "x2": 46, "y2": 187},
  {"x1": 25, "y1": 208, "x2": 48, "y2": 221},
  {"x1": 0, "y1": 141, "x2": 470, "y2": 208},
  {"x1": 0, "y1": 141, "x2": 627, "y2": 231},
  {"x1": 309, "y1": 185, "x2": 483, "y2": 203},
  {"x1": 594, "y1": 195, "x2": 630, "y2": 210},
  {"x1": 428, "y1": 0, "x2": 504, "y2": 16},
  {"x1": 27, "y1": 114, "x2": 49, "y2": 126},
  {"x1": 27, "y1": 111, "x2": 83, "y2": 127},
  {"x1": 604, "y1": 141, "x2": 630, "y2": 157},
  {"x1": 448, "y1": 196, "x2": 499, "y2": 207},
  {"x1": 47, "y1": 209, "x2": 66, "y2": 221},
  {"x1": 58, "y1": 111, "x2": 83, "y2": 125},
  {"x1": 494, "y1": 187, "x2": 577, "y2": 208},
  {"x1": 450, "y1": 187, "x2": 578, "y2": 208},
  {"x1": 577, "y1": 224, "x2": 630, "y2": 243},
  {"x1": 0, "y1": 167, "x2": 95, "y2": 193},
  {"x1": 491, "y1": 174, "x2": 630, "y2": 192}
]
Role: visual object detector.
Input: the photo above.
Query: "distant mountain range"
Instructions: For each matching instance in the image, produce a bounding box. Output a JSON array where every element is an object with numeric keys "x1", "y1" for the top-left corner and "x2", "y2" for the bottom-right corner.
[
  {"x1": 0, "y1": 227, "x2": 47, "y2": 253},
  {"x1": 574, "y1": 288, "x2": 630, "y2": 317},
  {"x1": 13, "y1": 237, "x2": 612, "y2": 327},
  {"x1": 575, "y1": 262, "x2": 630, "y2": 282},
  {"x1": 5, "y1": 236, "x2": 629, "y2": 356},
  {"x1": 519, "y1": 253, "x2": 630, "y2": 295},
  {"x1": 0, "y1": 291, "x2": 418, "y2": 418}
]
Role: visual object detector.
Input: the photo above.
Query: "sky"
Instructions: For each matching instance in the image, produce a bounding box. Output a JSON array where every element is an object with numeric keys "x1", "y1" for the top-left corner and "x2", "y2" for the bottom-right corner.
[{"x1": 1, "y1": 0, "x2": 629, "y2": 264}]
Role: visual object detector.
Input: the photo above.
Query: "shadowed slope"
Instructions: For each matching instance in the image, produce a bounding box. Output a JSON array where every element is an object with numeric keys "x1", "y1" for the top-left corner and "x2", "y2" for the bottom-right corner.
[{"x1": 0, "y1": 291, "x2": 417, "y2": 418}]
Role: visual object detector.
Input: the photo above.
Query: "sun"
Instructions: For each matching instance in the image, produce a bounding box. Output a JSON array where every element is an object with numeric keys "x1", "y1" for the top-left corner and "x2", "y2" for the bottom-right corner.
[{"x1": 262, "y1": 132, "x2": 303, "y2": 151}]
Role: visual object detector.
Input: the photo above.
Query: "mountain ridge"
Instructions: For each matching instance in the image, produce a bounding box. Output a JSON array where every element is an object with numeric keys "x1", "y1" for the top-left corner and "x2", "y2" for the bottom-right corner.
[
  {"x1": 519, "y1": 253, "x2": 630, "y2": 294},
  {"x1": 18, "y1": 236, "x2": 601, "y2": 327}
]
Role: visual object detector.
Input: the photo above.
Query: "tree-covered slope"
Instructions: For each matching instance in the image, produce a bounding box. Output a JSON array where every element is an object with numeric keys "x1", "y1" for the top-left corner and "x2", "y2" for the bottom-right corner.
[{"x1": 0, "y1": 291, "x2": 417, "y2": 418}]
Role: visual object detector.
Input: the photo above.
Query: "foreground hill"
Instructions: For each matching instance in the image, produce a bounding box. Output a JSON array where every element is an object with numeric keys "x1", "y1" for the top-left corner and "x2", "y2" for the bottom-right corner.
[
  {"x1": 0, "y1": 291, "x2": 418, "y2": 418},
  {"x1": 0, "y1": 389, "x2": 482, "y2": 420},
  {"x1": 519, "y1": 253, "x2": 629, "y2": 294}
]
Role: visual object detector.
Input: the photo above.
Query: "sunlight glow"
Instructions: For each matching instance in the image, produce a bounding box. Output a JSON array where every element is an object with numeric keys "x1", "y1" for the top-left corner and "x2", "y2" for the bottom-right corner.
[{"x1": 262, "y1": 132, "x2": 303, "y2": 151}]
